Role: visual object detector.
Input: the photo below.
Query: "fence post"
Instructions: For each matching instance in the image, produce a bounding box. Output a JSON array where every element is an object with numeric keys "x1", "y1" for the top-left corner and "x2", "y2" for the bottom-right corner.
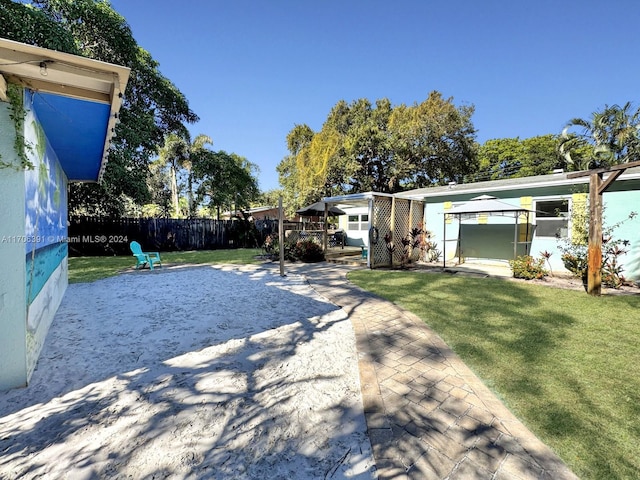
[{"x1": 279, "y1": 197, "x2": 285, "y2": 277}]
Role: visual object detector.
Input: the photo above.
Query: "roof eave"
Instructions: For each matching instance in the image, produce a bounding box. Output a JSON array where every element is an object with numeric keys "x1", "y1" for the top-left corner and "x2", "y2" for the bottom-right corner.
[
  {"x1": 0, "y1": 38, "x2": 130, "y2": 182},
  {"x1": 399, "y1": 169, "x2": 640, "y2": 201}
]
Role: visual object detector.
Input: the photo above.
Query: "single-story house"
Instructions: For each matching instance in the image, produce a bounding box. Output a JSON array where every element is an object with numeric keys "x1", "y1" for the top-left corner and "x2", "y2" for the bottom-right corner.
[
  {"x1": 324, "y1": 168, "x2": 640, "y2": 279},
  {"x1": 0, "y1": 39, "x2": 129, "y2": 390}
]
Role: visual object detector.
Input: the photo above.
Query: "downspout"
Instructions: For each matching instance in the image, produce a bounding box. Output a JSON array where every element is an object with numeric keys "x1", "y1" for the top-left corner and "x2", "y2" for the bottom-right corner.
[
  {"x1": 456, "y1": 214, "x2": 462, "y2": 265},
  {"x1": 513, "y1": 212, "x2": 519, "y2": 260},
  {"x1": 525, "y1": 211, "x2": 530, "y2": 255},
  {"x1": 442, "y1": 211, "x2": 446, "y2": 269}
]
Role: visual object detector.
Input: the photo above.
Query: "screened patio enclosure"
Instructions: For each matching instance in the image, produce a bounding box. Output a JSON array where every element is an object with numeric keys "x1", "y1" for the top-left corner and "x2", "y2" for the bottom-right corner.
[
  {"x1": 443, "y1": 195, "x2": 536, "y2": 268},
  {"x1": 322, "y1": 192, "x2": 425, "y2": 269}
]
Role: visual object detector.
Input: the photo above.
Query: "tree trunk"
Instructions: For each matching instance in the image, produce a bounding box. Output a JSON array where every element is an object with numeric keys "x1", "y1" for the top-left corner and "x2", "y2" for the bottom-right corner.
[
  {"x1": 170, "y1": 165, "x2": 179, "y2": 218},
  {"x1": 587, "y1": 173, "x2": 602, "y2": 296}
]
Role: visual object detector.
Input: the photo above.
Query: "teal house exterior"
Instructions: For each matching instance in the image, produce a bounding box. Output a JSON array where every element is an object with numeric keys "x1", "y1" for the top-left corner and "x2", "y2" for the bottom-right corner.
[
  {"x1": 401, "y1": 168, "x2": 640, "y2": 279},
  {"x1": 0, "y1": 39, "x2": 129, "y2": 390},
  {"x1": 323, "y1": 168, "x2": 640, "y2": 280}
]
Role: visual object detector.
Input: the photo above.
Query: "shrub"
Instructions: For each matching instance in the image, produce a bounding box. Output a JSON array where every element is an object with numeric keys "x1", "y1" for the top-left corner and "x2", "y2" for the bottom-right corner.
[
  {"x1": 262, "y1": 234, "x2": 296, "y2": 261},
  {"x1": 561, "y1": 251, "x2": 587, "y2": 278},
  {"x1": 509, "y1": 255, "x2": 548, "y2": 280},
  {"x1": 558, "y1": 210, "x2": 637, "y2": 289},
  {"x1": 291, "y1": 239, "x2": 325, "y2": 263}
]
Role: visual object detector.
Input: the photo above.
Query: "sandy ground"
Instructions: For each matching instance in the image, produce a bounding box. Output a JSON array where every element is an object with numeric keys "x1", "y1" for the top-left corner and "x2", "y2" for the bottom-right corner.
[{"x1": 0, "y1": 265, "x2": 376, "y2": 479}]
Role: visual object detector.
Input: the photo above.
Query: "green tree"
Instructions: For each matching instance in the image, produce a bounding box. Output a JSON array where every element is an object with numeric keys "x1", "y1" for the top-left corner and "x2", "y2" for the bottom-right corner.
[
  {"x1": 344, "y1": 98, "x2": 393, "y2": 192},
  {"x1": 257, "y1": 189, "x2": 284, "y2": 208},
  {"x1": 277, "y1": 91, "x2": 478, "y2": 205},
  {"x1": 277, "y1": 124, "x2": 315, "y2": 212},
  {"x1": 157, "y1": 133, "x2": 213, "y2": 217},
  {"x1": 389, "y1": 91, "x2": 478, "y2": 189},
  {"x1": 193, "y1": 151, "x2": 260, "y2": 219},
  {"x1": 472, "y1": 137, "x2": 524, "y2": 180},
  {"x1": 520, "y1": 135, "x2": 566, "y2": 176},
  {"x1": 470, "y1": 135, "x2": 565, "y2": 181},
  {"x1": 0, "y1": 0, "x2": 77, "y2": 52},
  {"x1": 560, "y1": 102, "x2": 640, "y2": 170},
  {"x1": 1, "y1": 0, "x2": 198, "y2": 216},
  {"x1": 143, "y1": 158, "x2": 172, "y2": 217}
]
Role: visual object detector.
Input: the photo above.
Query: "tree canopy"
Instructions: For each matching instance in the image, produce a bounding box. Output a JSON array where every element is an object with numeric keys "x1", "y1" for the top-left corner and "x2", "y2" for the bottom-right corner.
[
  {"x1": 559, "y1": 102, "x2": 640, "y2": 171},
  {"x1": 277, "y1": 91, "x2": 478, "y2": 211},
  {"x1": 469, "y1": 135, "x2": 566, "y2": 182},
  {"x1": 1, "y1": 0, "x2": 198, "y2": 216},
  {"x1": 193, "y1": 150, "x2": 260, "y2": 219}
]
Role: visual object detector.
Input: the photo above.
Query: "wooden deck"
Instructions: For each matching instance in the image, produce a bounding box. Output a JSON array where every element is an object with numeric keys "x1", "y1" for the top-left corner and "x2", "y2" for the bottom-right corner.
[{"x1": 324, "y1": 246, "x2": 367, "y2": 265}]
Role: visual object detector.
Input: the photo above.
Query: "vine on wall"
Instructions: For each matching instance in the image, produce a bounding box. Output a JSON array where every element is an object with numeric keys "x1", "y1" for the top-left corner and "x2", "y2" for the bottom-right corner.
[{"x1": 0, "y1": 84, "x2": 34, "y2": 170}]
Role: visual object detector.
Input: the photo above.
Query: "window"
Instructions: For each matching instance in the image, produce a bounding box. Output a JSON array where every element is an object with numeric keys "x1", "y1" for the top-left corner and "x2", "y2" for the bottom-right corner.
[
  {"x1": 535, "y1": 199, "x2": 569, "y2": 238},
  {"x1": 347, "y1": 214, "x2": 369, "y2": 231}
]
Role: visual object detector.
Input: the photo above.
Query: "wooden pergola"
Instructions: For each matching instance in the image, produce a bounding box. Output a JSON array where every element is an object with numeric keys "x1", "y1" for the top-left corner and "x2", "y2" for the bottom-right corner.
[{"x1": 566, "y1": 159, "x2": 640, "y2": 295}]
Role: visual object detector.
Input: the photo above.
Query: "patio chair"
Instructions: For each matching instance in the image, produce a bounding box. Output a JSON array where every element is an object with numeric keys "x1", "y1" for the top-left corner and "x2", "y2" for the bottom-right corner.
[{"x1": 129, "y1": 241, "x2": 162, "y2": 270}]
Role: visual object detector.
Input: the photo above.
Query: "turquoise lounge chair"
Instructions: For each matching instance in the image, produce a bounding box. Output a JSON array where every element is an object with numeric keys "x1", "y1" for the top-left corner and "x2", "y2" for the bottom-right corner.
[{"x1": 130, "y1": 241, "x2": 162, "y2": 270}]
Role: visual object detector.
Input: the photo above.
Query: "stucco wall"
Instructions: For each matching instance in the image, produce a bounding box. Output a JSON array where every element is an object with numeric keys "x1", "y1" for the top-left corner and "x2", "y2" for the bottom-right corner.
[
  {"x1": 425, "y1": 188, "x2": 640, "y2": 279},
  {"x1": 0, "y1": 97, "x2": 28, "y2": 390},
  {"x1": 602, "y1": 190, "x2": 640, "y2": 281}
]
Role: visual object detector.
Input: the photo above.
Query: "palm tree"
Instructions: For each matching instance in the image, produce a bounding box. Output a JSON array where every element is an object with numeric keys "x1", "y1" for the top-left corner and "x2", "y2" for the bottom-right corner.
[
  {"x1": 158, "y1": 134, "x2": 187, "y2": 217},
  {"x1": 158, "y1": 133, "x2": 213, "y2": 217},
  {"x1": 183, "y1": 134, "x2": 213, "y2": 216},
  {"x1": 560, "y1": 102, "x2": 640, "y2": 170}
]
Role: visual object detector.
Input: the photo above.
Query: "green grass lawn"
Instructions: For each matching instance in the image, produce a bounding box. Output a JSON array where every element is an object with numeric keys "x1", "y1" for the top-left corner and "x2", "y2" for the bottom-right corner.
[
  {"x1": 347, "y1": 270, "x2": 640, "y2": 480},
  {"x1": 68, "y1": 248, "x2": 264, "y2": 283}
]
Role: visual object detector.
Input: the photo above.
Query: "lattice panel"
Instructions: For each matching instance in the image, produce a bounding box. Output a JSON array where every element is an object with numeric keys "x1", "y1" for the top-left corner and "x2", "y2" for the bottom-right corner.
[
  {"x1": 411, "y1": 200, "x2": 425, "y2": 230},
  {"x1": 372, "y1": 196, "x2": 392, "y2": 267},
  {"x1": 393, "y1": 198, "x2": 411, "y2": 263},
  {"x1": 369, "y1": 196, "x2": 426, "y2": 267},
  {"x1": 410, "y1": 200, "x2": 426, "y2": 261}
]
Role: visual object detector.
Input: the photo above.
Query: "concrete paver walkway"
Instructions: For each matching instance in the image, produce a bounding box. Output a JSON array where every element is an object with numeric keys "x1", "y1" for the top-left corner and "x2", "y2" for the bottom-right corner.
[{"x1": 286, "y1": 262, "x2": 578, "y2": 480}]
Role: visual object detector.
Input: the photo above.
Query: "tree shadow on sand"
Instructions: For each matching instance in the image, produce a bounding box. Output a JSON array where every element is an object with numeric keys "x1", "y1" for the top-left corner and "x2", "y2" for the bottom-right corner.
[{"x1": 0, "y1": 265, "x2": 375, "y2": 479}]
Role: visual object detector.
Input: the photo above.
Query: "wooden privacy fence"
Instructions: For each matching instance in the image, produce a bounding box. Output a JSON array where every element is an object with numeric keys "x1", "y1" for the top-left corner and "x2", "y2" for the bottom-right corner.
[{"x1": 67, "y1": 217, "x2": 287, "y2": 256}]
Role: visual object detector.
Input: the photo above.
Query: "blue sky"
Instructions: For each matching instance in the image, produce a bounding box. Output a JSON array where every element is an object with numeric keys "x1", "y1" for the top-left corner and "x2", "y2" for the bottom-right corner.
[{"x1": 108, "y1": 0, "x2": 639, "y2": 192}]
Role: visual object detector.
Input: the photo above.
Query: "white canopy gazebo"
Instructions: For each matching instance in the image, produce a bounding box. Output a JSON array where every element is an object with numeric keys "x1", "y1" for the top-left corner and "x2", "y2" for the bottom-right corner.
[{"x1": 443, "y1": 195, "x2": 537, "y2": 268}]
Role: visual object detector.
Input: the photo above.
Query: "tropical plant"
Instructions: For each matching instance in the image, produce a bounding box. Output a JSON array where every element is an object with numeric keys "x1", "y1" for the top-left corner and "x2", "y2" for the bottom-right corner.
[
  {"x1": 540, "y1": 250, "x2": 554, "y2": 276},
  {"x1": 158, "y1": 133, "x2": 213, "y2": 217},
  {"x1": 558, "y1": 208, "x2": 637, "y2": 288},
  {"x1": 509, "y1": 255, "x2": 548, "y2": 280},
  {"x1": 559, "y1": 102, "x2": 640, "y2": 170},
  {"x1": 396, "y1": 226, "x2": 426, "y2": 268}
]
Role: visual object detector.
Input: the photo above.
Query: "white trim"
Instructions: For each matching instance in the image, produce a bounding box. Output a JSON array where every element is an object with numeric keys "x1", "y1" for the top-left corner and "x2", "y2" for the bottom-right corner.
[
  {"x1": 533, "y1": 195, "x2": 571, "y2": 239},
  {"x1": 397, "y1": 169, "x2": 640, "y2": 201}
]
